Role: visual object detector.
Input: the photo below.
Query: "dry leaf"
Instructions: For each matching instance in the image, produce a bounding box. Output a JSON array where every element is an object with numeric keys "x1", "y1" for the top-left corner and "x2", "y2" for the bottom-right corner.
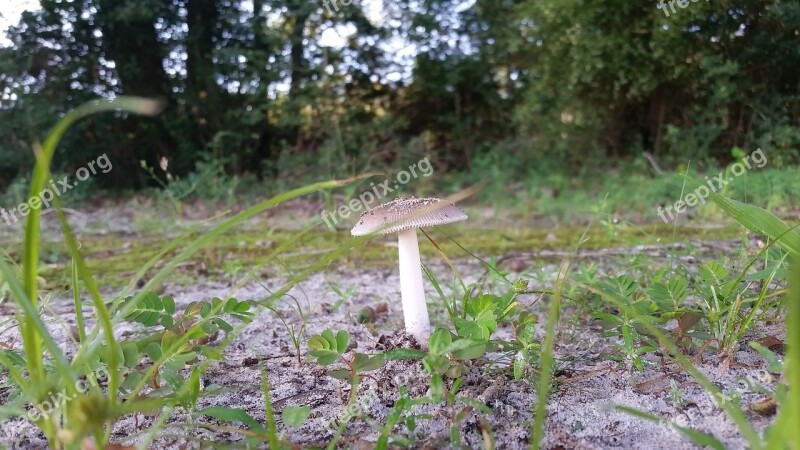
[
  {"x1": 757, "y1": 336, "x2": 786, "y2": 354},
  {"x1": 750, "y1": 397, "x2": 777, "y2": 416}
]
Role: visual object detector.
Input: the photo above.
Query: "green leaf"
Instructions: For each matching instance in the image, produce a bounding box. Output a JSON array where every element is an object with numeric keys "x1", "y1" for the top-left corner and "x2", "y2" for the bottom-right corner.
[
  {"x1": 214, "y1": 318, "x2": 233, "y2": 333},
  {"x1": 309, "y1": 351, "x2": 339, "y2": 366},
  {"x1": 185, "y1": 302, "x2": 202, "y2": 317},
  {"x1": 121, "y1": 371, "x2": 142, "y2": 392},
  {"x1": 282, "y1": 406, "x2": 312, "y2": 427},
  {"x1": 162, "y1": 296, "x2": 176, "y2": 315},
  {"x1": 121, "y1": 342, "x2": 140, "y2": 369},
  {"x1": 748, "y1": 341, "x2": 783, "y2": 373},
  {"x1": 200, "y1": 303, "x2": 212, "y2": 318},
  {"x1": 162, "y1": 366, "x2": 184, "y2": 391},
  {"x1": 307, "y1": 335, "x2": 328, "y2": 351},
  {"x1": 383, "y1": 349, "x2": 426, "y2": 360},
  {"x1": 335, "y1": 330, "x2": 349, "y2": 353},
  {"x1": 514, "y1": 350, "x2": 527, "y2": 380},
  {"x1": 465, "y1": 294, "x2": 497, "y2": 318},
  {"x1": 201, "y1": 322, "x2": 218, "y2": 334},
  {"x1": 428, "y1": 328, "x2": 453, "y2": 355},
  {"x1": 327, "y1": 369, "x2": 351, "y2": 380},
  {"x1": 198, "y1": 346, "x2": 224, "y2": 360},
  {"x1": 352, "y1": 353, "x2": 385, "y2": 372},
  {"x1": 145, "y1": 342, "x2": 162, "y2": 362},
  {"x1": 161, "y1": 330, "x2": 178, "y2": 352},
  {"x1": 185, "y1": 367, "x2": 201, "y2": 409},
  {"x1": 430, "y1": 375, "x2": 444, "y2": 400},
  {"x1": 160, "y1": 315, "x2": 174, "y2": 328},
  {"x1": 690, "y1": 182, "x2": 800, "y2": 255},
  {"x1": 0, "y1": 350, "x2": 27, "y2": 367},
  {"x1": 198, "y1": 406, "x2": 263, "y2": 430},
  {"x1": 120, "y1": 372, "x2": 142, "y2": 392},
  {"x1": 446, "y1": 339, "x2": 487, "y2": 360},
  {"x1": 123, "y1": 292, "x2": 171, "y2": 327},
  {"x1": 613, "y1": 405, "x2": 725, "y2": 450},
  {"x1": 647, "y1": 278, "x2": 689, "y2": 311},
  {"x1": 613, "y1": 275, "x2": 639, "y2": 299},
  {"x1": 224, "y1": 298, "x2": 239, "y2": 313},
  {"x1": 699, "y1": 262, "x2": 729, "y2": 287},
  {"x1": 455, "y1": 308, "x2": 497, "y2": 341},
  {"x1": 422, "y1": 354, "x2": 451, "y2": 376},
  {"x1": 320, "y1": 329, "x2": 336, "y2": 347},
  {"x1": 591, "y1": 312, "x2": 623, "y2": 325}
]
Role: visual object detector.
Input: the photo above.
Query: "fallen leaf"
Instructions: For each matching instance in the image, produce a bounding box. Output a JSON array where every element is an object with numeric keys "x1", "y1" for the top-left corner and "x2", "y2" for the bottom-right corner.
[
  {"x1": 757, "y1": 336, "x2": 786, "y2": 354},
  {"x1": 750, "y1": 397, "x2": 777, "y2": 416}
]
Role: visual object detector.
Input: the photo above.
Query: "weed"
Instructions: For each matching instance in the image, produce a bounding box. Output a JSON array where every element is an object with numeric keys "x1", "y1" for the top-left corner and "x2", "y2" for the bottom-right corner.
[
  {"x1": 0, "y1": 98, "x2": 372, "y2": 448},
  {"x1": 264, "y1": 292, "x2": 309, "y2": 366},
  {"x1": 327, "y1": 280, "x2": 358, "y2": 313}
]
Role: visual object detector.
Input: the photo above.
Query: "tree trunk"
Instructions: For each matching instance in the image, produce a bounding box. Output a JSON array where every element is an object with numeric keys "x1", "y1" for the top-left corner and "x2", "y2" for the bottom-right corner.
[{"x1": 96, "y1": 0, "x2": 178, "y2": 185}]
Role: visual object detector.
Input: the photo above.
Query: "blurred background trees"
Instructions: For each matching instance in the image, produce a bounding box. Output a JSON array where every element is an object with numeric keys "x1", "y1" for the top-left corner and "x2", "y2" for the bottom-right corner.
[{"x1": 0, "y1": 0, "x2": 798, "y2": 191}]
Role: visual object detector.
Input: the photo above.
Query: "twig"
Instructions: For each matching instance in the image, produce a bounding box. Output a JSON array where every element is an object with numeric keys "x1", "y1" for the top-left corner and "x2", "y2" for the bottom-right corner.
[{"x1": 642, "y1": 152, "x2": 664, "y2": 175}]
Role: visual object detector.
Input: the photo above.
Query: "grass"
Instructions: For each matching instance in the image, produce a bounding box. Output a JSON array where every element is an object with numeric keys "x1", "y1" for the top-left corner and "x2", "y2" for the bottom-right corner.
[
  {"x1": 1, "y1": 221, "x2": 747, "y2": 290},
  {"x1": 0, "y1": 99, "x2": 797, "y2": 449},
  {"x1": 0, "y1": 98, "x2": 376, "y2": 448}
]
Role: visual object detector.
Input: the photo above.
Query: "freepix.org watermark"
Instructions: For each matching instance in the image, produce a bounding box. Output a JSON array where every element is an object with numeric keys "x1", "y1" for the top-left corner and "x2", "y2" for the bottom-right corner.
[
  {"x1": 658, "y1": 0, "x2": 708, "y2": 18},
  {"x1": 0, "y1": 153, "x2": 113, "y2": 227},
  {"x1": 657, "y1": 148, "x2": 767, "y2": 223},
  {"x1": 322, "y1": 0, "x2": 351, "y2": 14},
  {"x1": 26, "y1": 366, "x2": 109, "y2": 421},
  {"x1": 321, "y1": 158, "x2": 434, "y2": 229}
]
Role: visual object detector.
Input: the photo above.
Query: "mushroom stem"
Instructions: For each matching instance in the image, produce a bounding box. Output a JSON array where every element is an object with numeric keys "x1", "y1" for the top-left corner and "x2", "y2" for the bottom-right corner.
[{"x1": 397, "y1": 228, "x2": 431, "y2": 344}]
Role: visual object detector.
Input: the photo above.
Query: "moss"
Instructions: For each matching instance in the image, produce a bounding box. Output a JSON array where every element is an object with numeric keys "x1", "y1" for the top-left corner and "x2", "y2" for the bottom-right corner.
[{"x1": 23, "y1": 222, "x2": 744, "y2": 291}]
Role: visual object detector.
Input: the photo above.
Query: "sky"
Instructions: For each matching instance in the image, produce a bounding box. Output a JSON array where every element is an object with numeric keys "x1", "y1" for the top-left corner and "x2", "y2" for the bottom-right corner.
[{"x1": 0, "y1": 0, "x2": 38, "y2": 46}]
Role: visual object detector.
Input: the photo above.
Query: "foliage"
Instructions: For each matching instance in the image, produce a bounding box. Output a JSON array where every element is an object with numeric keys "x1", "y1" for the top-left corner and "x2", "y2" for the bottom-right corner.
[
  {"x1": 2, "y1": 0, "x2": 799, "y2": 193},
  {"x1": 114, "y1": 292, "x2": 254, "y2": 396},
  {"x1": 0, "y1": 98, "x2": 371, "y2": 448},
  {"x1": 583, "y1": 245, "x2": 787, "y2": 370},
  {"x1": 307, "y1": 329, "x2": 388, "y2": 379}
]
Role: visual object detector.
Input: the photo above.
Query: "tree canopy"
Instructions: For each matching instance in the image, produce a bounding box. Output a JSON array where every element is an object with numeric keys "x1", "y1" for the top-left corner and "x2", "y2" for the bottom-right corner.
[{"x1": 1, "y1": 0, "x2": 798, "y2": 189}]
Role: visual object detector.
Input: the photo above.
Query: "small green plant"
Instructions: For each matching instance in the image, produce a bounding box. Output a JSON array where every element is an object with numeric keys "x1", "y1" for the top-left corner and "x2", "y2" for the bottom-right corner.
[
  {"x1": 603, "y1": 186, "x2": 800, "y2": 449},
  {"x1": 424, "y1": 252, "x2": 544, "y2": 380},
  {"x1": 0, "y1": 97, "x2": 371, "y2": 449},
  {"x1": 115, "y1": 292, "x2": 253, "y2": 394},
  {"x1": 308, "y1": 329, "x2": 387, "y2": 379},
  {"x1": 589, "y1": 274, "x2": 660, "y2": 371},
  {"x1": 265, "y1": 293, "x2": 309, "y2": 366},
  {"x1": 328, "y1": 280, "x2": 358, "y2": 312},
  {"x1": 307, "y1": 329, "x2": 390, "y2": 449},
  {"x1": 583, "y1": 242, "x2": 787, "y2": 371}
]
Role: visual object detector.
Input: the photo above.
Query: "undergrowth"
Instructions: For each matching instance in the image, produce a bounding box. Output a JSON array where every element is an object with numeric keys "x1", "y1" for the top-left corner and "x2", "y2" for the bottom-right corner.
[{"x1": 0, "y1": 99, "x2": 796, "y2": 449}]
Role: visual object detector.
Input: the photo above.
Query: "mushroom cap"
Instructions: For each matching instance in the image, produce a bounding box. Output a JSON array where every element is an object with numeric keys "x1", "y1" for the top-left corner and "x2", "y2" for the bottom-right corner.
[{"x1": 351, "y1": 197, "x2": 468, "y2": 236}]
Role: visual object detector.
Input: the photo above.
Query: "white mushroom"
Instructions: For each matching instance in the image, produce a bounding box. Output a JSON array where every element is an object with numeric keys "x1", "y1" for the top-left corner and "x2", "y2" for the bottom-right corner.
[{"x1": 351, "y1": 197, "x2": 468, "y2": 345}]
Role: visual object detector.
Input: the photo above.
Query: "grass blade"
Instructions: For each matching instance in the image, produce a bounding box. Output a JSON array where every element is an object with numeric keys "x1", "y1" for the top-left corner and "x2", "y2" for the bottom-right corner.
[
  {"x1": 613, "y1": 406, "x2": 725, "y2": 450},
  {"x1": 688, "y1": 178, "x2": 800, "y2": 255}
]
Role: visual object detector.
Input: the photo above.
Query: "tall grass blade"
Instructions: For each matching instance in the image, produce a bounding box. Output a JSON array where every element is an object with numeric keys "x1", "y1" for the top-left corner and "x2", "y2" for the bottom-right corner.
[
  {"x1": 688, "y1": 178, "x2": 800, "y2": 255},
  {"x1": 530, "y1": 259, "x2": 566, "y2": 449},
  {"x1": 613, "y1": 406, "x2": 725, "y2": 450},
  {"x1": 20, "y1": 98, "x2": 163, "y2": 383}
]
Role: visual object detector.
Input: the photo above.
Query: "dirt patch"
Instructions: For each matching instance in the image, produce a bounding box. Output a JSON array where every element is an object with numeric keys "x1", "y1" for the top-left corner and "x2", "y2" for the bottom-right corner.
[{"x1": 0, "y1": 243, "x2": 784, "y2": 449}]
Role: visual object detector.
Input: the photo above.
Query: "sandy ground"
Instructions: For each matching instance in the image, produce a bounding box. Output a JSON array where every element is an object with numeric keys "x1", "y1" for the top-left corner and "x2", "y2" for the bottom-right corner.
[{"x1": 0, "y1": 234, "x2": 785, "y2": 449}]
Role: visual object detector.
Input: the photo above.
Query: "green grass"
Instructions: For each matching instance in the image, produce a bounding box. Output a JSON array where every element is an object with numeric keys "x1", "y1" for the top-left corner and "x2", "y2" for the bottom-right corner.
[
  {"x1": 0, "y1": 99, "x2": 797, "y2": 449},
  {"x1": 1, "y1": 221, "x2": 747, "y2": 290},
  {"x1": 0, "y1": 98, "x2": 375, "y2": 448}
]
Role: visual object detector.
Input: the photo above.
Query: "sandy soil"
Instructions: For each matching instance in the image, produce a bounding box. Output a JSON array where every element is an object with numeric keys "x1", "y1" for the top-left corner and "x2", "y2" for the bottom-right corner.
[{"x1": 0, "y1": 235, "x2": 784, "y2": 449}]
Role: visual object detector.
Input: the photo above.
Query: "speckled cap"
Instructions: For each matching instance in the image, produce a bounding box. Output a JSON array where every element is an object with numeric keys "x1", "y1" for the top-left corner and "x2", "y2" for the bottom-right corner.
[{"x1": 351, "y1": 197, "x2": 468, "y2": 236}]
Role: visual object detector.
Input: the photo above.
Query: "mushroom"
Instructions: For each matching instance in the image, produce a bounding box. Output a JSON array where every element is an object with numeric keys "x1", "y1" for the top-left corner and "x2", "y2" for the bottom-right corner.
[{"x1": 351, "y1": 197, "x2": 467, "y2": 345}]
